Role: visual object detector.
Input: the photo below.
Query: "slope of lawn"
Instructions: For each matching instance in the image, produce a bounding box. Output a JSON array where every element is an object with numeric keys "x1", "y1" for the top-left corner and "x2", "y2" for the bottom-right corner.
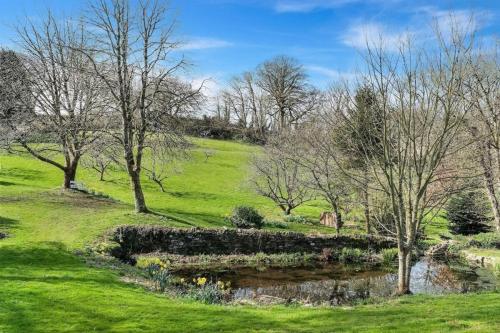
[
  {"x1": 0, "y1": 138, "x2": 336, "y2": 234},
  {"x1": 0, "y1": 137, "x2": 499, "y2": 333}
]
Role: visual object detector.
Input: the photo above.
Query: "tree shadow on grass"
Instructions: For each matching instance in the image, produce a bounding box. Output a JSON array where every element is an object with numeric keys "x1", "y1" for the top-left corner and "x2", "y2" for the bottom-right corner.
[
  {"x1": 1, "y1": 243, "x2": 497, "y2": 332},
  {"x1": 147, "y1": 208, "x2": 229, "y2": 228},
  {"x1": 0, "y1": 242, "x2": 286, "y2": 332},
  {"x1": 0, "y1": 168, "x2": 43, "y2": 181},
  {"x1": 0, "y1": 242, "x2": 81, "y2": 269},
  {"x1": 167, "y1": 191, "x2": 220, "y2": 201},
  {"x1": 0, "y1": 216, "x2": 19, "y2": 236}
]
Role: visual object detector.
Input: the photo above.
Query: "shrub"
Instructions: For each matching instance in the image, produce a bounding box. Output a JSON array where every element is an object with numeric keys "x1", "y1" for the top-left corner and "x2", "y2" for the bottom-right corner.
[
  {"x1": 370, "y1": 201, "x2": 396, "y2": 237},
  {"x1": 339, "y1": 248, "x2": 364, "y2": 263},
  {"x1": 454, "y1": 232, "x2": 500, "y2": 249},
  {"x1": 229, "y1": 206, "x2": 264, "y2": 229},
  {"x1": 264, "y1": 219, "x2": 289, "y2": 229},
  {"x1": 381, "y1": 248, "x2": 398, "y2": 266},
  {"x1": 467, "y1": 232, "x2": 500, "y2": 249},
  {"x1": 283, "y1": 215, "x2": 311, "y2": 225},
  {"x1": 447, "y1": 191, "x2": 492, "y2": 235},
  {"x1": 86, "y1": 241, "x2": 121, "y2": 255}
]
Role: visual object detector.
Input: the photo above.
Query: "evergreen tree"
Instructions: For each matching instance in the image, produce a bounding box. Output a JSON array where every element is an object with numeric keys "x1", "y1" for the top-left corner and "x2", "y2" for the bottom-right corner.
[
  {"x1": 337, "y1": 85, "x2": 383, "y2": 234},
  {"x1": 447, "y1": 190, "x2": 492, "y2": 235}
]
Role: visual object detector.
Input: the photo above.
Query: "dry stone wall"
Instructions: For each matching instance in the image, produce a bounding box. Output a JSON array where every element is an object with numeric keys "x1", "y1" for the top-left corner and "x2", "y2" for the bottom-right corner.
[{"x1": 109, "y1": 226, "x2": 396, "y2": 259}]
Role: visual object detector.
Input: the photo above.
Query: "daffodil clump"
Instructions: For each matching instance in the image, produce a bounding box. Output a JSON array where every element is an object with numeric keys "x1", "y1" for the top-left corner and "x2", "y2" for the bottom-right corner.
[
  {"x1": 216, "y1": 280, "x2": 231, "y2": 290},
  {"x1": 180, "y1": 276, "x2": 232, "y2": 304},
  {"x1": 140, "y1": 265, "x2": 232, "y2": 304},
  {"x1": 189, "y1": 276, "x2": 231, "y2": 290},
  {"x1": 136, "y1": 257, "x2": 168, "y2": 270},
  {"x1": 194, "y1": 276, "x2": 207, "y2": 286}
]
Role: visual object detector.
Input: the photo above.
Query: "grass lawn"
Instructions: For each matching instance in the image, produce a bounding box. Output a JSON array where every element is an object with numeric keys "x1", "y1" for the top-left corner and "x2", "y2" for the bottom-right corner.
[
  {"x1": 464, "y1": 248, "x2": 500, "y2": 268},
  {"x1": 0, "y1": 138, "x2": 499, "y2": 332}
]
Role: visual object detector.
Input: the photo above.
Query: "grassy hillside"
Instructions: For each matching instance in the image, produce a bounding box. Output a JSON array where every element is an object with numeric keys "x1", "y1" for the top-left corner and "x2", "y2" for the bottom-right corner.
[
  {"x1": 0, "y1": 138, "x2": 498, "y2": 332},
  {"x1": 0, "y1": 138, "x2": 338, "y2": 234}
]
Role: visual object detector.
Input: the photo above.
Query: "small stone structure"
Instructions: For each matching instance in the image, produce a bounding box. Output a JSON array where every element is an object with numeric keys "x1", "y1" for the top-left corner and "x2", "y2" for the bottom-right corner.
[
  {"x1": 320, "y1": 212, "x2": 343, "y2": 233},
  {"x1": 108, "y1": 226, "x2": 396, "y2": 259},
  {"x1": 69, "y1": 181, "x2": 88, "y2": 192},
  {"x1": 320, "y1": 212, "x2": 335, "y2": 227}
]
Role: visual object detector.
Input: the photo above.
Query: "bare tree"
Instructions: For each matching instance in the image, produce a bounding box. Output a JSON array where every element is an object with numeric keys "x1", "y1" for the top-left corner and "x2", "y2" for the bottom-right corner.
[
  {"x1": 213, "y1": 94, "x2": 231, "y2": 124},
  {"x1": 257, "y1": 56, "x2": 320, "y2": 131},
  {"x1": 293, "y1": 125, "x2": 352, "y2": 233},
  {"x1": 0, "y1": 50, "x2": 33, "y2": 149},
  {"x1": 84, "y1": 0, "x2": 200, "y2": 212},
  {"x1": 242, "y1": 72, "x2": 272, "y2": 137},
  {"x1": 81, "y1": 138, "x2": 121, "y2": 181},
  {"x1": 153, "y1": 77, "x2": 204, "y2": 119},
  {"x1": 143, "y1": 139, "x2": 187, "y2": 192},
  {"x1": 203, "y1": 148, "x2": 215, "y2": 162},
  {"x1": 7, "y1": 14, "x2": 104, "y2": 188},
  {"x1": 224, "y1": 76, "x2": 250, "y2": 128},
  {"x1": 250, "y1": 134, "x2": 314, "y2": 215},
  {"x1": 216, "y1": 71, "x2": 272, "y2": 140},
  {"x1": 327, "y1": 22, "x2": 475, "y2": 294},
  {"x1": 463, "y1": 43, "x2": 500, "y2": 231}
]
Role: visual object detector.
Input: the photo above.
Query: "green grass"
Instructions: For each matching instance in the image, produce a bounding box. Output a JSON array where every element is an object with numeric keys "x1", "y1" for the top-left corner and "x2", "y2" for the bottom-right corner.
[
  {"x1": 423, "y1": 212, "x2": 451, "y2": 244},
  {"x1": 0, "y1": 138, "x2": 337, "y2": 234},
  {"x1": 467, "y1": 249, "x2": 500, "y2": 258},
  {"x1": 1, "y1": 137, "x2": 499, "y2": 332},
  {"x1": 465, "y1": 248, "x2": 500, "y2": 267}
]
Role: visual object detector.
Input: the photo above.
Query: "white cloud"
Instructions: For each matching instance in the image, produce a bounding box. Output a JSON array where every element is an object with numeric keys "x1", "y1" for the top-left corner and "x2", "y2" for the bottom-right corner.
[
  {"x1": 178, "y1": 74, "x2": 222, "y2": 115},
  {"x1": 339, "y1": 7, "x2": 493, "y2": 53},
  {"x1": 426, "y1": 9, "x2": 493, "y2": 37},
  {"x1": 184, "y1": 75, "x2": 222, "y2": 100},
  {"x1": 275, "y1": 0, "x2": 356, "y2": 13},
  {"x1": 274, "y1": 0, "x2": 399, "y2": 13},
  {"x1": 180, "y1": 37, "x2": 233, "y2": 51},
  {"x1": 306, "y1": 65, "x2": 357, "y2": 81},
  {"x1": 341, "y1": 22, "x2": 409, "y2": 52}
]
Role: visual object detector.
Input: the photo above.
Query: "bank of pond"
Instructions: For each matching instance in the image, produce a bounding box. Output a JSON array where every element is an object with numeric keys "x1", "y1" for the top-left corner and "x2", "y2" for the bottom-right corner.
[
  {"x1": 177, "y1": 260, "x2": 497, "y2": 305},
  {"x1": 101, "y1": 226, "x2": 498, "y2": 306},
  {"x1": 127, "y1": 253, "x2": 498, "y2": 306}
]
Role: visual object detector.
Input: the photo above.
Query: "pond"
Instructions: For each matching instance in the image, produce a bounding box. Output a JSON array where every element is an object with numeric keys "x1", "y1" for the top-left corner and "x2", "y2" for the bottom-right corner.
[{"x1": 174, "y1": 259, "x2": 498, "y2": 305}]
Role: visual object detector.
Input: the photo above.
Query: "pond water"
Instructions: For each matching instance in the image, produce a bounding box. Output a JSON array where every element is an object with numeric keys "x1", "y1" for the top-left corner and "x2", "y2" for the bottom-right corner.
[{"x1": 174, "y1": 259, "x2": 498, "y2": 305}]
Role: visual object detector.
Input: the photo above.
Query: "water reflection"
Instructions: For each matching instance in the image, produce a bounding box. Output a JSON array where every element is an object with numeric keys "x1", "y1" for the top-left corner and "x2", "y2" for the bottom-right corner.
[{"x1": 175, "y1": 259, "x2": 498, "y2": 305}]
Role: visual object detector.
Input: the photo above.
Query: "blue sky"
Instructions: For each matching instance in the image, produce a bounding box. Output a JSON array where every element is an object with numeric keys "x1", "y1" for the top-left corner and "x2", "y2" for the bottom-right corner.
[{"x1": 0, "y1": 0, "x2": 498, "y2": 94}]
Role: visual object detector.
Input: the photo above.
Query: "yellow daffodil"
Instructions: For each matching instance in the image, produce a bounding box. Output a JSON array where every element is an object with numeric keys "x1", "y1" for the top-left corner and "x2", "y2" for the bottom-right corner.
[{"x1": 196, "y1": 277, "x2": 207, "y2": 286}]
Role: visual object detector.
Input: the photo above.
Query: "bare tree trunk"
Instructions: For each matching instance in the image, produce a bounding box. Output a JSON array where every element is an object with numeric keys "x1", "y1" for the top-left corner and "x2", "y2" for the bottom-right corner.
[
  {"x1": 63, "y1": 157, "x2": 79, "y2": 189},
  {"x1": 485, "y1": 180, "x2": 500, "y2": 232},
  {"x1": 397, "y1": 248, "x2": 412, "y2": 295},
  {"x1": 362, "y1": 167, "x2": 371, "y2": 234},
  {"x1": 279, "y1": 106, "x2": 286, "y2": 132},
  {"x1": 481, "y1": 150, "x2": 500, "y2": 232},
  {"x1": 63, "y1": 165, "x2": 77, "y2": 189},
  {"x1": 474, "y1": 134, "x2": 500, "y2": 232},
  {"x1": 284, "y1": 205, "x2": 292, "y2": 215},
  {"x1": 332, "y1": 203, "x2": 342, "y2": 235},
  {"x1": 152, "y1": 178, "x2": 166, "y2": 192},
  {"x1": 130, "y1": 170, "x2": 148, "y2": 213}
]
